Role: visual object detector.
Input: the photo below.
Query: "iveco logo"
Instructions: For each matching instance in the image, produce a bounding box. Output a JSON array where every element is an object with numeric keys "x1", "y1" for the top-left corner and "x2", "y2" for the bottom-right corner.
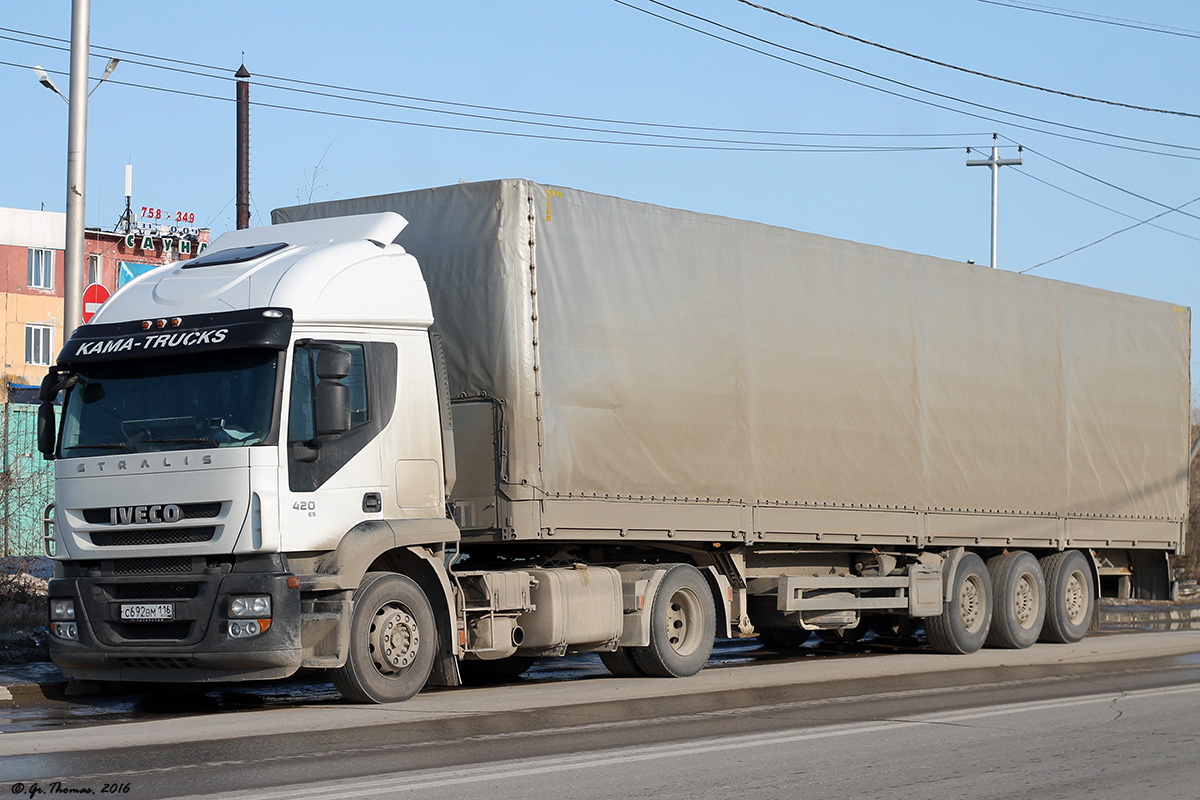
[{"x1": 110, "y1": 504, "x2": 184, "y2": 525}]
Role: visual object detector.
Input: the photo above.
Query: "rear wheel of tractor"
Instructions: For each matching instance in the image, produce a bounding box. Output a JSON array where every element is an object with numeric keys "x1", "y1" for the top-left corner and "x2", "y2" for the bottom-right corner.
[
  {"x1": 985, "y1": 551, "x2": 1046, "y2": 649},
  {"x1": 599, "y1": 647, "x2": 646, "y2": 677},
  {"x1": 926, "y1": 553, "x2": 992, "y2": 654},
  {"x1": 333, "y1": 572, "x2": 437, "y2": 704},
  {"x1": 1039, "y1": 550, "x2": 1095, "y2": 644},
  {"x1": 630, "y1": 565, "x2": 716, "y2": 678}
]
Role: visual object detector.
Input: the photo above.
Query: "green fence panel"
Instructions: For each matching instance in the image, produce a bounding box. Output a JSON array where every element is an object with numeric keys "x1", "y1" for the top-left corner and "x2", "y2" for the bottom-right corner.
[{"x1": 2, "y1": 403, "x2": 57, "y2": 557}]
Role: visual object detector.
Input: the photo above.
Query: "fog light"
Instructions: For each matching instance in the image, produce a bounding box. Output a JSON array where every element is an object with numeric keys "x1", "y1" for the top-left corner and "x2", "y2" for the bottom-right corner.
[
  {"x1": 229, "y1": 595, "x2": 271, "y2": 618},
  {"x1": 52, "y1": 622, "x2": 78, "y2": 640},
  {"x1": 51, "y1": 599, "x2": 75, "y2": 621},
  {"x1": 228, "y1": 619, "x2": 271, "y2": 639}
]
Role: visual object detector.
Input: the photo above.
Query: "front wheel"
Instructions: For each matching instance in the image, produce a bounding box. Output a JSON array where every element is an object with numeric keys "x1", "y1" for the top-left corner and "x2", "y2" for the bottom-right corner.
[
  {"x1": 333, "y1": 572, "x2": 437, "y2": 703},
  {"x1": 630, "y1": 565, "x2": 716, "y2": 678}
]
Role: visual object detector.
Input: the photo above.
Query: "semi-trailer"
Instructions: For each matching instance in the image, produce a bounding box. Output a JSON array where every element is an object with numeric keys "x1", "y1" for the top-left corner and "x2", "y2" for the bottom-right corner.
[{"x1": 39, "y1": 179, "x2": 1191, "y2": 702}]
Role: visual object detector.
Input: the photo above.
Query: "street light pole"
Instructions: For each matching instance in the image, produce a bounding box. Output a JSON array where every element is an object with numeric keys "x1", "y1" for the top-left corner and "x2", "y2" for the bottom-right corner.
[{"x1": 63, "y1": 0, "x2": 91, "y2": 338}]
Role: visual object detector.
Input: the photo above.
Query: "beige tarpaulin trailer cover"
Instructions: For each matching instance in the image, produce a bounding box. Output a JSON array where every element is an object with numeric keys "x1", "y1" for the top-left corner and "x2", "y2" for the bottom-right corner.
[{"x1": 275, "y1": 179, "x2": 1190, "y2": 538}]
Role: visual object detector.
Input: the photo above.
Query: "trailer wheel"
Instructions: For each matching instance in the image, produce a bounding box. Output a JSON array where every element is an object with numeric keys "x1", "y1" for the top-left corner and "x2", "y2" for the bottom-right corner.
[
  {"x1": 756, "y1": 626, "x2": 812, "y2": 649},
  {"x1": 871, "y1": 614, "x2": 921, "y2": 641},
  {"x1": 1039, "y1": 550, "x2": 1094, "y2": 644},
  {"x1": 332, "y1": 572, "x2": 437, "y2": 703},
  {"x1": 630, "y1": 564, "x2": 715, "y2": 677},
  {"x1": 926, "y1": 553, "x2": 992, "y2": 654},
  {"x1": 599, "y1": 647, "x2": 646, "y2": 677},
  {"x1": 985, "y1": 551, "x2": 1046, "y2": 649}
]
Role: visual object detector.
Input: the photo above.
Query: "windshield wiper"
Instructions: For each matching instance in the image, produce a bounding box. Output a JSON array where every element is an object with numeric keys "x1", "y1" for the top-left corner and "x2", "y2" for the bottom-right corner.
[
  {"x1": 142, "y1": 436, "x2": 219, "y2": 447},
  {"x1": 65, "y1": 441, "x2": 135, "y2": 453}
]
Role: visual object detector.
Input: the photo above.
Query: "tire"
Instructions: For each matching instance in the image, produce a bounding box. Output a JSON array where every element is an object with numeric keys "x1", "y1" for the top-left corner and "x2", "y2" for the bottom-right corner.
[
  {"x1": 815, "y1": 618, "x2": 871, "y2": 644},
  {"x1": 599, "y1": 647, "x2": 646, "y2": 677},
  {"x1": 985, "y1": 551, "x2": 1046, "y2": 649},
  {"x1": 332, "y1": 572, "x2": 437, "y2": 703},
  {"x1": 926, "y1": 553, "x2": 992, "y2": 654},
  {"x1": 871, "y1": 614, "x2": 921, "y2": 641},
  {"x1": 1039, "y1": 550, "x2": 1095, "y2": 644},
  {"x1": 630, "y1": 565, "x2": 716, "y2": 678},
  {"x1": 756, "y1": 626, "x2": 812, "y2": 649},
  {"x1": 459, "y1": 656, "x2": 536, "y2": 684}
]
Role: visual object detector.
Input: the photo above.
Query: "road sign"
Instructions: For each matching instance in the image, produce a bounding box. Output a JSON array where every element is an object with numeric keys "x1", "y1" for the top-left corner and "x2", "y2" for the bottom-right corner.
[{"x1": 82, "y1": 283, "x2": 111, "y2": 324}]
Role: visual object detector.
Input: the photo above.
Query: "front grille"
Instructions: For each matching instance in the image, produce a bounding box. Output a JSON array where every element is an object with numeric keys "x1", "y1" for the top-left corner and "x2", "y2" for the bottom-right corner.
[
  {"x1": 116, "y1": 656, "x2": 199, "y2": 669},
  {"x1": 109, "y1": 621, "x2": 193, "y2": 641},
  {"x1": 82, "y1": 502, "x2": 223, "y2": 525},
  {"x1": 113, "y1": 557, "x2": 193, "y2": 575},
  {"x1": 90, "y1": 527, "x2": 216, "y2": 547},
  {"x1": 106, "y1": 583, "x2": 200, "y2": 600}
]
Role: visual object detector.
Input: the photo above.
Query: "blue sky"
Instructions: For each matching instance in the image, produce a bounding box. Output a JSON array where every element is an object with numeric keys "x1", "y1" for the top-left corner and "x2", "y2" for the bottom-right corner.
[{"x1": 2, "y1": 1, "x2": 1196, "y2": 400}]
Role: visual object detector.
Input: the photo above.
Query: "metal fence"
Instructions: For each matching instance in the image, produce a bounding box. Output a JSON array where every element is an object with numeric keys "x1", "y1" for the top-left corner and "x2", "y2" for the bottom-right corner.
[{"x1": 2, "y1": 403, "x2": 56, "y2": 557}]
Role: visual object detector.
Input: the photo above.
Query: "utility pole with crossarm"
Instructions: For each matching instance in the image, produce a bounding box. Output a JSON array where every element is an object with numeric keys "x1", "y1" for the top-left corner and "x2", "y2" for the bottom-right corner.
[{"x1": 967, "y1": 134, "x2": 1023, "y2": 270}]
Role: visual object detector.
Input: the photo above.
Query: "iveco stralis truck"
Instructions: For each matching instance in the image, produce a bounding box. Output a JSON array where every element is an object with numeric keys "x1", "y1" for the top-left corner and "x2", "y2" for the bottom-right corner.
[{"x1": 39, "y1": 180, "x2": 1191, "y2": 703}]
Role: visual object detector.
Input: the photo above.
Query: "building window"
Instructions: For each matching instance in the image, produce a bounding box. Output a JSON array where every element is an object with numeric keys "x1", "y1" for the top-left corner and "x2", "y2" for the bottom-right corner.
[
  {"x1": 28, "y1": 248, "x2": 55, "y2": 289},
  {"x1": 87, "y1": 253, "x2": 101, "y2": 285},
  {"x1": 25, "y1": 324, "x2": 53, "y2": 366}
]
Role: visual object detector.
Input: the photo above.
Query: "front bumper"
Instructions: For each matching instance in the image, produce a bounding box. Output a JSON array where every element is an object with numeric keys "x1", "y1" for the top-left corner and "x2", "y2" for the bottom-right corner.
[{"x1": 48, "y1": 553, "x2": 302, "y2": 683}]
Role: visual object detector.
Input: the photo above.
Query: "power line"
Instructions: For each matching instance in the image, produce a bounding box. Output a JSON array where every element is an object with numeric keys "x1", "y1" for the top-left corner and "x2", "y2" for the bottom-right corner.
[
  {"x1": 976, "y1": 1, "x2": 1200, "y2": 39},
  {"x1": 1019, "y1": 194, "x2": 1200, "y2": 273},
  {"x1": 0, "y1": 25, "x2": 986, "y2": 144},
  {"x1": 1010, "y1": 168, "x2": 1200, "y2": 243},
  {"x1": 1008, "y1": 138, "x2": 1200, "y2": 224},
  {"x1": 613, "y1": 0, "x2": 1200, "y2": 159},
  {"x1": 2, "y1": 59, "x2": 966, "y2": 154},
  {"x1": 736, "y1": 0, "x2": 1200, "y2": 119},
  {"x1": 8, "y1": 24, "x2": 1198, "y2": 244},
  {"x1": 7, "y1": 18, "x2": 1200, "y2": 159}
]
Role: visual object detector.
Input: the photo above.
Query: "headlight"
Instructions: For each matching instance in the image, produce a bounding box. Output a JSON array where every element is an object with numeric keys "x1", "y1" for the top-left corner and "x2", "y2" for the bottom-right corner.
[
  {"x1": 229, "y1": 595, "x2": 271, "y2": 618},
  {"x1": 51, "y1": 599, "x2": 76, "y2": 621}
]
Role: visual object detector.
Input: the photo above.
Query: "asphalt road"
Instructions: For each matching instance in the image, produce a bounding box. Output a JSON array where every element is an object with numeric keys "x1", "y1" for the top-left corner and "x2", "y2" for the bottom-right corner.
[{"x1": 3, "y1": 631, "x2": 1200, "y2": 800}]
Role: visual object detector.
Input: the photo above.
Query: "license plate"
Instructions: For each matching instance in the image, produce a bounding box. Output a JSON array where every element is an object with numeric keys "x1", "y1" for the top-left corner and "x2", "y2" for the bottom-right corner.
[{"x1": 120, "y1": 603, "x2": 174, "y2": 621}]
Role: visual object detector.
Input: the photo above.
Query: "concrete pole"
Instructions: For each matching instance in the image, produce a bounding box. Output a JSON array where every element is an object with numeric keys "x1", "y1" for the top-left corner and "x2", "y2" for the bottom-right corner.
[
  {"x1": 63, "y1": 0, "x2": 91, "y2": 336},
  {"x1": 966, "y1": 135, "x2": 1023, "y2": 269}
]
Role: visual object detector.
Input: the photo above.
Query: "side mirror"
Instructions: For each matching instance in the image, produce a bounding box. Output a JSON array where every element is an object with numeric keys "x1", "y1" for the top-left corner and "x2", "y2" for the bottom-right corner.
[
  {"x1": 313, "y1": 381, "x2": 351, "y2": 440},
  {"x1": 36, "y1": 370, "x2": 71, "y2": 460},
  {"x1": 292, "y1": 345, "x2": 354, "y2": 463},
  {"x1": 312, "y1": 346, "x2": 352, "y2": 440},
  {"x1": 37, "y1": 402, "x2": 57, "y2": 459},
  {"x1": 315, "y1": 347, "x2": 352, "y2": 381}
]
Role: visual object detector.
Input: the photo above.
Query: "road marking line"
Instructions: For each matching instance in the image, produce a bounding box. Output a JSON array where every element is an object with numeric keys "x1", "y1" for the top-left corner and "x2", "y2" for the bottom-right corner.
[{"x1": 162, "y1": 683, "x2": 1200, "y2": 800}]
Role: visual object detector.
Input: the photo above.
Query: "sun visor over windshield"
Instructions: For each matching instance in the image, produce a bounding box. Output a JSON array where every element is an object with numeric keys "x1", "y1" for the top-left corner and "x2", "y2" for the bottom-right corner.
[{"x1": 59, "y1": 308, "x2": 293, "y2": 364}]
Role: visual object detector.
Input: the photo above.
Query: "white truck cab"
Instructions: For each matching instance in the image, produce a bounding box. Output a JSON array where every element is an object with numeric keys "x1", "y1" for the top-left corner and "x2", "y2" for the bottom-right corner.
[{"x1": 42, "y1": 212, "x2": 461, "y2": 697}]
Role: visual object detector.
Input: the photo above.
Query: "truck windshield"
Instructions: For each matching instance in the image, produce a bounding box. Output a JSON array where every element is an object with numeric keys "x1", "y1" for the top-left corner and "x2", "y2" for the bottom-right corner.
[{"x1": 59, "y1": 350, "x2": 279, "y2": 457}]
